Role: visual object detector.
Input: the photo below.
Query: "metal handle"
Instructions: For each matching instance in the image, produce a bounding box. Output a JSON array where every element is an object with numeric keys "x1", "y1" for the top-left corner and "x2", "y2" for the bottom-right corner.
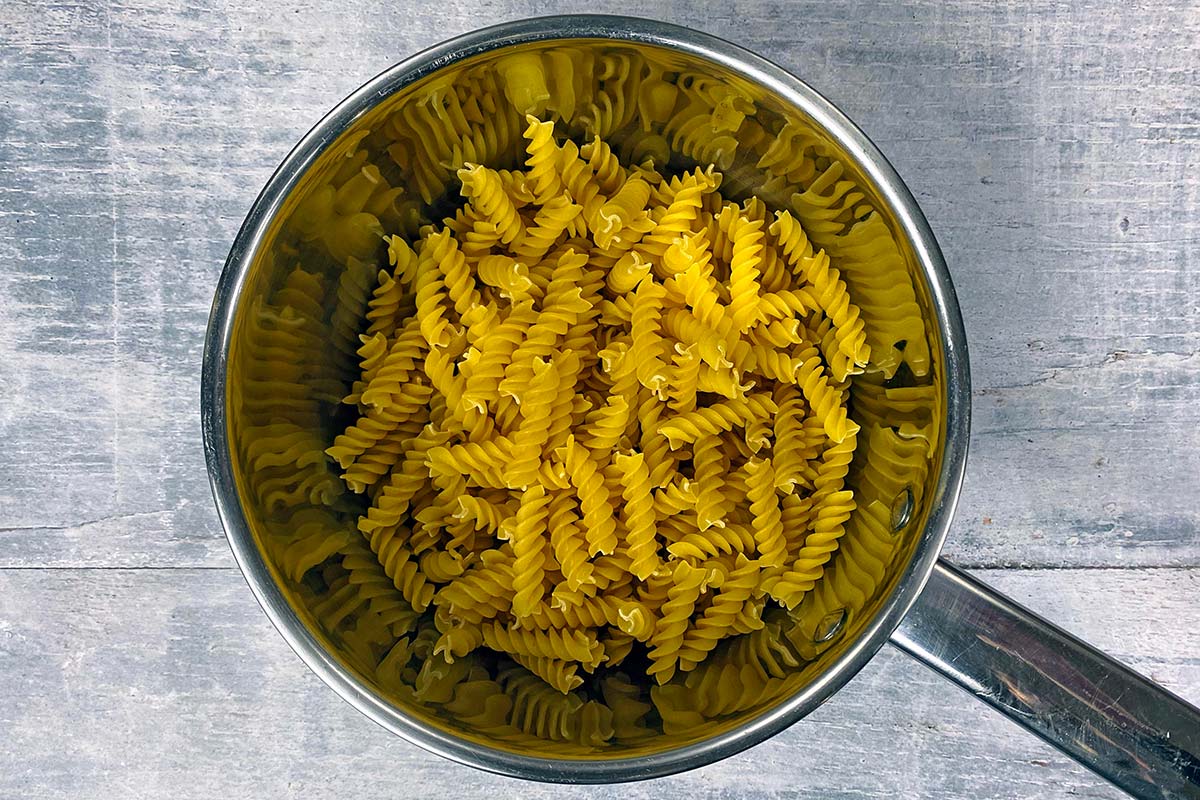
[{"x1": 890, "y1": 559, "x2": 1200, "y2": 799}]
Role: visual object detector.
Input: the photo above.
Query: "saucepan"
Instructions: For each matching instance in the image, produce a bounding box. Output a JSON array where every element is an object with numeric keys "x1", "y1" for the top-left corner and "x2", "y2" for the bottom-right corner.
[{"x1": 200, "y1": 15, "x2": 1200, "y2": 797}]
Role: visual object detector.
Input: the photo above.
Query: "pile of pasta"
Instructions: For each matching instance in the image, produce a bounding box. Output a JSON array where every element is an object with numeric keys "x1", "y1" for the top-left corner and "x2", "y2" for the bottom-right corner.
[{"x1": 323, "y1": 114, "x2": 872, "y2": 697}]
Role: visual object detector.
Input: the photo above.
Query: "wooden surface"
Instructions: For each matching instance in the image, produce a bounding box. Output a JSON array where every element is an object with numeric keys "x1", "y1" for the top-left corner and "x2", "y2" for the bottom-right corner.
[{"x1": 1, "y1": 1, "x2": 1197, "y2": 797}]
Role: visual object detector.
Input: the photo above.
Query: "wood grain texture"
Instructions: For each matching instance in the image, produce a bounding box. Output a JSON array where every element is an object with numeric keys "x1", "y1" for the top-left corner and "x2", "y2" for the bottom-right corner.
[{"x1": 1, "y1": 0, "x2": 1198, "y2": 797}]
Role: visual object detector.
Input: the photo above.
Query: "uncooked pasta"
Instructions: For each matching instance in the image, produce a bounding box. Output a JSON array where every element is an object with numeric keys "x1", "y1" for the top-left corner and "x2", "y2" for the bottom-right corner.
[
  {"x1": 228, "y1": 41, "x2": 940, "y2": 750},
  {"x1": 326, "y1": 111, "x2": 870, "y2": 693}
]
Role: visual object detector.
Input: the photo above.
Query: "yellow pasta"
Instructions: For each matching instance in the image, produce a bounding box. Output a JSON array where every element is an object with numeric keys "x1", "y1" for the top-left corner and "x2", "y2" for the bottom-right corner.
[
  {"x1": 522, "y1": 115, "x2": 563, "y2": 202},
  {"x1": 647, "y1": 561, "x2": 709, "y2": 684},
  {"x1": 508, "y1": 357, "x2": 559, "y2": 488},
  {"x1": 211, "y1": 32, "x2": 974, "y2": 756},
  {"x1": 726, "y1": 213, "x2": 766, "y2": 332},
  {"x1": 612, "y1": 451, "x2": 659, "y2": 580},
  {"x1": 432, "y1": 621, "x2": 484, "y2": 664},
  {"x1": 546, "y1": 490, "x2": 594, "y2": 591},
  {"x1": 548, "y1": 435, "x2": 615, "y2": 556},
  {"x1": 652, "y1": 477, "x2": 698, "y2": 518},
  {"x1": 481, "y1": 621, "x2": 603, "y2": 668},
  {"x1": 307, "y1": 106, "x2": 887, "y2": 724},
  {"x1": 506, "y1": 484, "x2": 549, "y2": 617},
  {"x1": 513, "y1": 654, "x2": 584, "y2": 695},
  {"x1": 458, "y1": 163, "x2": 525, "y2": 245},
  {"x1": 577, "y1": 394, "x2": 630, "y2": 454},
  {"x1": 656, "y1": 394, "x2": 778, "y2": 448},
  {"x1": 628, "y1": 273, "x2": 671, "y2": 397},
  {"x1": 677, "y1": 554, "x2": 758, "y2": 672},
  {"x1": 744, "y1": 457, "x2": 787, "y2": 568}
]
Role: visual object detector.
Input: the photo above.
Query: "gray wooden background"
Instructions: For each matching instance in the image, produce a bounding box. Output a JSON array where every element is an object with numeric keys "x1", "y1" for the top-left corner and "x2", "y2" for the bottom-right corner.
[{"x1": 2, "y1": 0, "x2": 1197, "y2": 797}]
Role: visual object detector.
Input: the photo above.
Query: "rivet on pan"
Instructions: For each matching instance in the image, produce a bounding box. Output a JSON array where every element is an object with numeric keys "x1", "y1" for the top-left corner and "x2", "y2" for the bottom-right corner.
[
  {"x1": 814, "y1": 608, "x2": 847, "y2": 644},
  {"x1": 890, "y1": 486, "x2": 914, "y2": 533}
]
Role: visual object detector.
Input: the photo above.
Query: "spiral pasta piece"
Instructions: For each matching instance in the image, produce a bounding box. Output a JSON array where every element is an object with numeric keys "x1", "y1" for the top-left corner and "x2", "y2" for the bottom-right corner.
[
  {"x1": 426, "y1": 438, "x2": 516, "y2": 489},
  {"x1": 580, "y1": 134, "x2": 625, "y2": 195},
  {"x1": 629, "y1": 277, "x2": 670, "y2": 397},
  {"x1": 647, "y1": 561, "x2": 708, "y2": 684},
  {"x1": 577, "y1": 394, "x2": 630, "y2": 455},
  {"x1": 340, "y1": 547, "x2": 421, "y2": 636},
  {"x1": 664, "y1": 341, "x2": 702, "y2": 414},
  {"x1": 505, "y1": 484, "x2": 549, "y2": 616},
  {"x1": 677, "y1": 554, "x2": 757, "y2": 671},
  {"x1": 656, "y1": 394, "x2": 778, "y2": 449},
  {"x1": 460, "y1": 300, "x2": 537, "y2": 413},
  {"x1": 436, "y1": 551, "x2": 516, "y2": 623},
  {"x1": 744, "y1": 458, "x2": 786, "y2": 568},
  {"x1": 691, "y1": 434, "x2": 728, "y2": 532},
  {"x1": 500, "y1": 668, "x2": 589, "y2": 743},
  {"x1": 764, "y1": 442, "x2": 858, "y2": 608},
  {"x1": 635, "y1": 389, "x2": 675, "y2": 488},
  {"x1": 508, "y1": 356, "x2": 559, "y2": 488},
  {"x1": 660, "y1": 307, "x2": 730, "y2": 371},
  {"x1": 601, "y1": 631, "x2": 637, "y2": 668},
  {"x1": 364, "y1": 270, "x2": 405, "y2": 341},
  {"x1": 595, "y1": 175, "x2": 651, "y2": 249},
  {"x1": 458, "y1": 163, "x2": 525, "y2": 245},
  {"x1": 793, "y1": 248, "x2": 870, "y2": 380},
  {"x1": 514, "y1": 654, "x2": 583, "y2": 695},
  {"x1": 498, "y1": 253, "x2": 592, "y2": 398},
  {"x1": 603, "y1": 674, "x2": 653, "y2": 740},
  {"x1": 612, "y1": 452, "x2": 659, "y2": 580},
  {"x1": 358, "y1": 325, "x2": 429, "y2": 408},
  {"x1": 475, "y1": 255, "x2": 537, "y2": 302},
  {"x1": 340, "y1": 419, "x2": 423, "y2": 493},
  {"x1": 424, "y1": 228, "x2": 484, "y2": 320},
  {"x1": 639, "y1": 169, "x2": 713, "y2": 260},
  {"x1": 345, "y1": 331, "x2": 390, "y2": 406},
  {"x1": 556, "y1": 436, "x2": 619, "y2": 557},
  {"x1": 482, "y1": 621, "x2": 603, "y2": 668},
  {"x1": 357, "y1": 424, "x2": 451, "y2": 536},
  {"x1": 522, "y1": 115, "x2": 563, "y2": 202},
  {"x1": 421, "y1": 549, "x2": 468, "y2": 583},
  {"x1": 547, "y1": 490, "x2": 594, "y2": 591},
  {"x1": 653, "y1": 477, "x2": 697, "y2": 518},
  {"x1": 520, "y1": 594, "x2": 631, "y2": 633},
  {"x1": 761, "y1": 290, "x2": 819, "y2": 328},
  {"x1": 433, "y1": 623, "x2": 484, "y2": 663},
  {"x1": 378, "y1": 542, "x2": 435, "y2": 612},
  {"x1": 771, "y1": 383, "x2": 810, "y2": 491},
  {"x1": 697, "y1": 363, "x2": 753, "y2": 402},
  {"x1": 727, "y1": 213, "x2": 765, "y2": 332},
  {"x1": 513, "y1": 193, "x2": 581, "y2": 265},
  {"x1": 413, "y1": 251, "x2": 453, "y2": 349},
  {"x1": 794, "y1": 345, "x2": 859, "y2": 443},
  {"x1": 454, "y1": 493, "x2": 517, "y2": 533},
  {"x1": 664, "y1": 521, "x2": 757, "y2": 561},
  {"x1": 544, "y1": 356, "x2": 584, "y2": 452}
]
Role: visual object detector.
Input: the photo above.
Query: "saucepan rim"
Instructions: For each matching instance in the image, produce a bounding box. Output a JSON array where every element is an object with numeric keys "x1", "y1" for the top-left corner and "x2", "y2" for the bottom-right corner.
[{"x1": 200, "y1": 13, "x2": 971, "y2": 783}]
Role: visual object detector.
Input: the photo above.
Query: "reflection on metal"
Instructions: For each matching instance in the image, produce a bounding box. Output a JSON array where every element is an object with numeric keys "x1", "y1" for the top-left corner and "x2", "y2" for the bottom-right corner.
[
  {"x1": 892, "y1": 561, "x2": 1200, "y2": 800},
  {"x1": 890, "y1": 486, "x2": 915, "y2": 533},
  {"x1": 814, "y1": 609, "x2": 848, "y2": 644},
  {"x1": 203, "y1": 14, "x2": 971, "y2": 785}
]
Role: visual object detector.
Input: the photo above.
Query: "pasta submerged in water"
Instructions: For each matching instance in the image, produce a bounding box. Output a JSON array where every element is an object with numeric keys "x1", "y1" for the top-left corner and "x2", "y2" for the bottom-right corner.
[{"x1": 326, "y1": 113, "x2": 872, "y2": 695}]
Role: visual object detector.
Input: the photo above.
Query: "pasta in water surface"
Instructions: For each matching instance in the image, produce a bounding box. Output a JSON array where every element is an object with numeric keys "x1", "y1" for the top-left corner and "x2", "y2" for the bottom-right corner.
[{"x1": 230, "y1": 41, "x2": 941, "y2": 750}]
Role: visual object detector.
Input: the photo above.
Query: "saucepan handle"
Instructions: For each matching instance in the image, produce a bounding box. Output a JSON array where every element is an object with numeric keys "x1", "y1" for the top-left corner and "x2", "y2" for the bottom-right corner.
[{"x1": 889, "y1": 559, "x2": 1200, "y2": 799}]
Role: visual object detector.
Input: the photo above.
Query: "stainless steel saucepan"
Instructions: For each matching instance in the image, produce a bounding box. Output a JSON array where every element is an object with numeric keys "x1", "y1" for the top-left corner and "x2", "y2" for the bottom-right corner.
[{"x1": 201, "y1": 15, "x2": 1200, "y2": 797}]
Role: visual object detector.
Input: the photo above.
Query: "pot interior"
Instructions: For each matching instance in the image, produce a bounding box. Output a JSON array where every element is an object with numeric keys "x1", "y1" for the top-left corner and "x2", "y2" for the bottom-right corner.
[{"x1": 220, "y1": 30, "x2": 948, "y2": 767}]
